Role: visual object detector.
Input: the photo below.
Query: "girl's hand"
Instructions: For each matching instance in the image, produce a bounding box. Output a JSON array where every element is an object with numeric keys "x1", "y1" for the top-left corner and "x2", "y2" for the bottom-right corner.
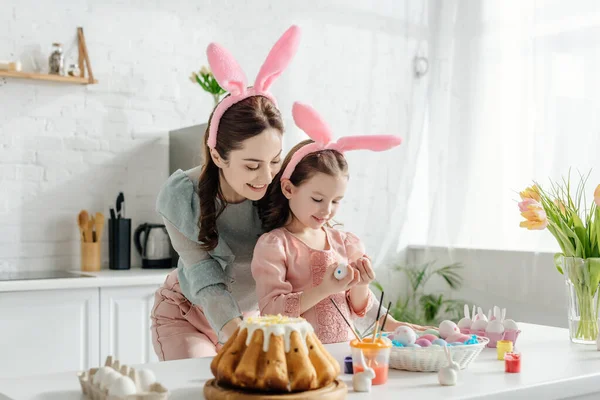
[
  {"x1": 350, "y1": 256, "x2": 375, "y2": 287},
  {"x1": 319, "y1": 263, "x2": 360, "y2": 296}
]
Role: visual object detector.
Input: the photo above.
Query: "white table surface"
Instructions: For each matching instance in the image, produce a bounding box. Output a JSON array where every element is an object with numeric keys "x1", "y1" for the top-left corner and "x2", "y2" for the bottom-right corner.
[
  {"x1": 1, "y1": 323, "x2": 600, "y2": 400},
  {"x1": 0, "y1": 267, "x2": 173, "y2": 292}
]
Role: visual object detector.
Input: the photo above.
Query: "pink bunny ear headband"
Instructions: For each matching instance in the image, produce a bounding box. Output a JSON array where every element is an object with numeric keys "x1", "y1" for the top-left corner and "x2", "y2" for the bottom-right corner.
[
  {"x1": 281, "y1": 102, "x2": 403, "y2": 180},
  {"x1": 206, "y1": 25, "x2": 301, "y2": 149}
]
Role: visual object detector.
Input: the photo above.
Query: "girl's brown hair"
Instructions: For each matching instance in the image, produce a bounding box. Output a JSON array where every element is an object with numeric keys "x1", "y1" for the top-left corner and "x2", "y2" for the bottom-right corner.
[
  {"x1": 258, "y1": 139, "x2": 348, "y2": 232},
  {"x1": 198, "y1": 95, "x2": 284, "y2": 251}
]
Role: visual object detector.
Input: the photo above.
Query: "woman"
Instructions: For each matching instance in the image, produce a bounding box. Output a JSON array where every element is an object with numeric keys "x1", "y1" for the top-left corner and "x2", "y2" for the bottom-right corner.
[{"x1": 151, "y1": 26, "x2": 301, "y2": 360}]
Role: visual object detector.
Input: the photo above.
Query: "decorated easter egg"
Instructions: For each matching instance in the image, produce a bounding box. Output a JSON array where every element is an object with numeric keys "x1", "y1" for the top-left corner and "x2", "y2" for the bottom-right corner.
[
  {"x1": 393, "y1": 326, "x2": 417, "y2": 345},
  {"x1": 471, "y1": 318, "x2": 488, "y2": 332},
  {"x1": 334, "y1": 263, "x2": 348, "y2": 280},
  {"x1": 446, "y1": 332, "x2": 471, "y2": 343},
  {"x1": 405, "y1": 343, "x2": 421, "y2": 348},
  {"x1": 432, "y1": 339, "x2": 447, "y2": 346},
  {"x1": 108, "y1": 375, "x2": 137, "y2": 397},
  {"x1": 420, "y1": 334, "x2": 439, "y2": 342},
  {"x1": 424, "y1": 329, "x2": 440, "y2": 337},
  {"x1": 503, "y1": 319, "x2": 519, "y2": 331},
  {"x1": 438, "y1": 320, "x2": 460, "y2": 339},
  {"x1": 458, "y1": 317, "x2": 472, "y2": 330},
  {"x1": 415, "y1": 338, "x2": 432, "y2": 347},
  {"x1": 486, "y1": 320, "x2": 505, "y2": 335}
]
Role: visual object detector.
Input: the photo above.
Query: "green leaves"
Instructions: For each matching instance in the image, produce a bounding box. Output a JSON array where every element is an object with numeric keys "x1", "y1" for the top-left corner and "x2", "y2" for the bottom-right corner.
[
  {"x1": 532, "y1": 171, "x2": 600, "y2": 260},
  {"x1": 373, "y1": 261, "x2": 464, "y2": 326}
]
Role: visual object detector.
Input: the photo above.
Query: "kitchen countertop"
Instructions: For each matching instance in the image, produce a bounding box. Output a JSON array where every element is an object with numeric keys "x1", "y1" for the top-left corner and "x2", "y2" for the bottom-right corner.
[
  {"x1": 0, "y1": 267, "x2": 174, "y2": 292},
  {"x1": 1, "y1": 323, "x2": 600, "y2": 399}
]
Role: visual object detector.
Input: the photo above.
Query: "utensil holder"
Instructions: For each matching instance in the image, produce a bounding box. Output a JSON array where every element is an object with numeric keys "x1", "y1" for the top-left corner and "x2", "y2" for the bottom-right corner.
[
  {"x1": 109, "y1": 218, "x2": 131, "y2": 270},
  {"x1": 81, "y1": 242, "x2": 101, "y2": 272}
]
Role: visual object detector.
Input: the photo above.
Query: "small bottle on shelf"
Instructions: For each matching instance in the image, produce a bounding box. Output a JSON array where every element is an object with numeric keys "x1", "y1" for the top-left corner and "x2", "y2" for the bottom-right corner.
[{"x1": 48, "y1": 43, "x2": 64, "y2": 75}]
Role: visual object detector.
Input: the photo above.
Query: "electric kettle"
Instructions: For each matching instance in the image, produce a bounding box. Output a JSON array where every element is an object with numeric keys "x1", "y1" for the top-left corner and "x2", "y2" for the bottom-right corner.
[{"x1": 133, "y1": 223, "x2": 172, "y2": 269}]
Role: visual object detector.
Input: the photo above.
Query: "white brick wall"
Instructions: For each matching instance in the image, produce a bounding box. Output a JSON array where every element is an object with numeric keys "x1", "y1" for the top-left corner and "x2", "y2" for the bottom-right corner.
[{"x1": 0, "y1": 0, "x2": 425, "y2": 271}]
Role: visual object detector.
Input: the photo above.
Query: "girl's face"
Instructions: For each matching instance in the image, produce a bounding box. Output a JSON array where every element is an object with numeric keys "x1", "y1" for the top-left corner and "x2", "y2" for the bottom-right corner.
[
  {"x1": 212, "y1": 127, "x2": 283, "y2": 202},
  {"x1": 282, "y1": 172, "x2": 348, "y2": 230}
]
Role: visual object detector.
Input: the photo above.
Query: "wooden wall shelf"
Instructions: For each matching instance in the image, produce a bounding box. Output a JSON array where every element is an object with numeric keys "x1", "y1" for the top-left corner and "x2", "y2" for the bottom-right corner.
[
  {"x1": 0, "y1": 27, "x2": 97, "y2": 85},
  {"x1": 0, "y1": 70, "x2": 97, "y2": 84}
]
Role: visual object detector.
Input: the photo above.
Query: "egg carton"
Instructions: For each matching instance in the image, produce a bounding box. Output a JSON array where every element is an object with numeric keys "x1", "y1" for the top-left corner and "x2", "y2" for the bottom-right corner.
[
  {"x1": 458, "y1": 305, "x2": 521, "y2": 348},
  {"x1": 77, "y1": 356, "x2": 169, "y2": 400}
]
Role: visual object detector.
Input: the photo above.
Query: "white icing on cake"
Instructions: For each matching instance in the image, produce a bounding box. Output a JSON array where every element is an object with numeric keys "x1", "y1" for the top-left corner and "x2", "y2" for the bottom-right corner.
[{"x1": 241, "y1": 315, "x2": 314, "y2": 353}]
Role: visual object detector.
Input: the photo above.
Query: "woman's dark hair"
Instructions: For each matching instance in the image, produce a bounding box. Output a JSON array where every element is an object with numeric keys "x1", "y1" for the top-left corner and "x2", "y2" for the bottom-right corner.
[
  {"x1": 198, "y1": 96, "x2": 284, "y2": 251},
  {"x1": 258, "y1": 139, "x2": 348, "y2": 232}
]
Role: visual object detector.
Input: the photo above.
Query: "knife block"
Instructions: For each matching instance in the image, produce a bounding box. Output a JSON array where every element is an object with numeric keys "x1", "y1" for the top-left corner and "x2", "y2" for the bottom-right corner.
[
  {"x1": 81, "y1": 242, "x2": 101, "y2": 272},
  {"x1": 109, "y1": 218, "x2": 131, "y2": 270}
]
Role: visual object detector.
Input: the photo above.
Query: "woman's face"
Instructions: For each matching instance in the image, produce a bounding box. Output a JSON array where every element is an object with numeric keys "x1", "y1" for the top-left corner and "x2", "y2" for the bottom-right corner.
[{"x1": 213, "y1": 127, "x2": 283, "y2": 202}]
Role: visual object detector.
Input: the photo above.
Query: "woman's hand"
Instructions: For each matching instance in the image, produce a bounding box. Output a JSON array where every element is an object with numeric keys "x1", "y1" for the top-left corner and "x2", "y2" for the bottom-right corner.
[{"x1": 219, "y1": 316, "x2": 243, "y2": 343}]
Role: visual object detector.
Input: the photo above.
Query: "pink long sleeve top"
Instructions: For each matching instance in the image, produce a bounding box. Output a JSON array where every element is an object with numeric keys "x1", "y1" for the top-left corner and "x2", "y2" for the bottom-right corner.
[{"x1": 251, "y1": 226, "x2": 375, "y2": 344}]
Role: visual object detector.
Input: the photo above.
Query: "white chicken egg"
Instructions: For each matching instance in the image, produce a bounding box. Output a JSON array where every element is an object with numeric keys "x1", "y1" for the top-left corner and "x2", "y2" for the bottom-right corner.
[
  {"x1": 471, "y1": 318, "x2": 488, "y2": 332},
  {"x1": 108, "y1": 375, "x2": 137, "y2": 397},
  {"x1": 503, "y1": 319, "x2": 519, "y2": 331},
  {"x1": 438, "y1": 320, "x2": 459, "y2": 339},
  {"x1": 457, "y1": 317, "x2": 472, "y2": 330},
  {"x1": 485, "y1": 320, "x2": 505, "y2": 334},
  {"x1": 137, "y1": 369, "x2": 157, "y2": 391},
  {"x1": 393, "y1": 326, "x2": 417, "y2": 345},
  {"x1": 101, "y1": 369, "x2": 121, "y2": 391},
  {"x1": 92, "y1": 366, "x2": 111, "y2": 386}
]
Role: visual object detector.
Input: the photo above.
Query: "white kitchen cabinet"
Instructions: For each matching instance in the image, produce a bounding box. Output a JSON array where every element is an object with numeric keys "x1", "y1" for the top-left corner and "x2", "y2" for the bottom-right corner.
[
  {"x1": 100, "y1": 285, "x2": 160, "y2": 366},
  {"x1": 0, "y1": 288, "x2": 100, "y2": 379}
]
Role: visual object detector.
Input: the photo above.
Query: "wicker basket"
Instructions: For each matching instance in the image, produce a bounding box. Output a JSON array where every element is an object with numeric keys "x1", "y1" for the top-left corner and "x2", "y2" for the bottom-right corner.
[{"x1": 389, "y1": 336, "x2": 489, "y2": 372}]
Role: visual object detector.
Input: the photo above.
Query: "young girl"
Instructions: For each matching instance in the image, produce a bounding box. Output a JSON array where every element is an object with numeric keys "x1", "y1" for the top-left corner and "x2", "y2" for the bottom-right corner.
[
  {"x1": 251, "y1": 102, "x2": 405, "y2": 343},
  {"x1": 151, "y1": 26, "x2": 301, "y2": 360}
]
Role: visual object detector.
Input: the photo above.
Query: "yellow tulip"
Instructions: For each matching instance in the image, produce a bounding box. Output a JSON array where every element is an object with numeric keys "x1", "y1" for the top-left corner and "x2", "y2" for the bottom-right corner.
[
  {"x1": 554, "y1": 199, "x2": 567, "y2": 215},
  {"x1": 519, "y1": 201, "x2": 548, "y2": 230},
  {"x1": 200, "y1": 66, "x2": 211, "y2": 76},
  {"x1": 595, "y1": 184, "x2": 600, "y2": 207},
  {"x1": 519, "y1": 185, "x2": 541, "y2": 202}
]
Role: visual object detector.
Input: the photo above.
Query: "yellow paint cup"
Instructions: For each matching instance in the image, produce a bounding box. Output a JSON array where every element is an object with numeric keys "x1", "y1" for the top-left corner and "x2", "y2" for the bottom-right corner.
[{"x1": 497, "y1": 340, "x2": 513, "y2": 360}]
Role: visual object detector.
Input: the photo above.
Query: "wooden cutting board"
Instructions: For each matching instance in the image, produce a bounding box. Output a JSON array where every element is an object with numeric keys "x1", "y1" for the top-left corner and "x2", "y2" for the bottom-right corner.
[{"x1": 203, "y1": 379, "x2": 347, "y2": 400}]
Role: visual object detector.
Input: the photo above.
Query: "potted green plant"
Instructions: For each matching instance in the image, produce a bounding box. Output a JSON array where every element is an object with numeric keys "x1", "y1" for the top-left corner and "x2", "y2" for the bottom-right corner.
[{"x1": 371, "y1": 260, "x2": 465, "y2": 327}]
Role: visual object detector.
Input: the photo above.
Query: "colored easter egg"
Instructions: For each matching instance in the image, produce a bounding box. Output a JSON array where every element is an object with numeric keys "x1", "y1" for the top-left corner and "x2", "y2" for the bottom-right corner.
[
  {"x1": 424, "y1": 329, "x2": 440, "y2": 337},
  {"x1": 420, "y1": 334, "x2": 438, "y2": 342},
  {"x1": 438, "y1": 320, "x2": 460, "y2": 339},
  {"x1": 393, "y1": 326, "x2": 417, "y2": 345},
  {"x1": 415, "y1": 338, "x2": 432, "y2": 347},
  {"x1": 446, "y1": 332, "x2": 471, "y2": 343},
  {"x1": 432, "y1": 339, "x2": 447, "y2": 346}
]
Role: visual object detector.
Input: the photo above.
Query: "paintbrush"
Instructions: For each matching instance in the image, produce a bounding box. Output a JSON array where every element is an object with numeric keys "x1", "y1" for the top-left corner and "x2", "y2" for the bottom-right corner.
[{"x1": 330, "y1": 298, "x2": 361, "y2": 342}]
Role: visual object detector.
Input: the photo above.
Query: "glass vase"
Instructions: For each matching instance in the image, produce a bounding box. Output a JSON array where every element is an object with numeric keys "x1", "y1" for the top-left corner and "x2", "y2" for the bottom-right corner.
[{"x1": 562, "y1": 257, "x2": 600, "y2": 344}]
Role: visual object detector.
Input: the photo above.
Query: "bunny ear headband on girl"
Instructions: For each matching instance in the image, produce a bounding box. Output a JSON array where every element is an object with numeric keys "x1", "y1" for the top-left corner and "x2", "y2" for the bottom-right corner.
[
  {"x1": 281, "y1": 102, "x2": 403, "y2": 180},
  {"x1": 206, "y1": 25, "x2": 301, "y2": 149}
]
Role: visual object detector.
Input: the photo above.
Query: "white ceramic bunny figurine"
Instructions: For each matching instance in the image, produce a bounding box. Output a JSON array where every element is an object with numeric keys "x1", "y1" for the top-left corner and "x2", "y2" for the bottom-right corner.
[
  {"x1": 438, "y1": 346, "x2": 459, "y2": 386},
  {"x1": 352, "y1": 350, "x2": 376, "y2": 392}
]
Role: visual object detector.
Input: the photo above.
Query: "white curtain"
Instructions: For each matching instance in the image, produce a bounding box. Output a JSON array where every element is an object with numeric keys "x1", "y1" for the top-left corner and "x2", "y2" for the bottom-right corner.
[
  {"x1": 411, "y1": 0, "x2": 600, "y2": 327},
  {"x1": 425, "y1": 0, "x2": 600, "y2": 253}
]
